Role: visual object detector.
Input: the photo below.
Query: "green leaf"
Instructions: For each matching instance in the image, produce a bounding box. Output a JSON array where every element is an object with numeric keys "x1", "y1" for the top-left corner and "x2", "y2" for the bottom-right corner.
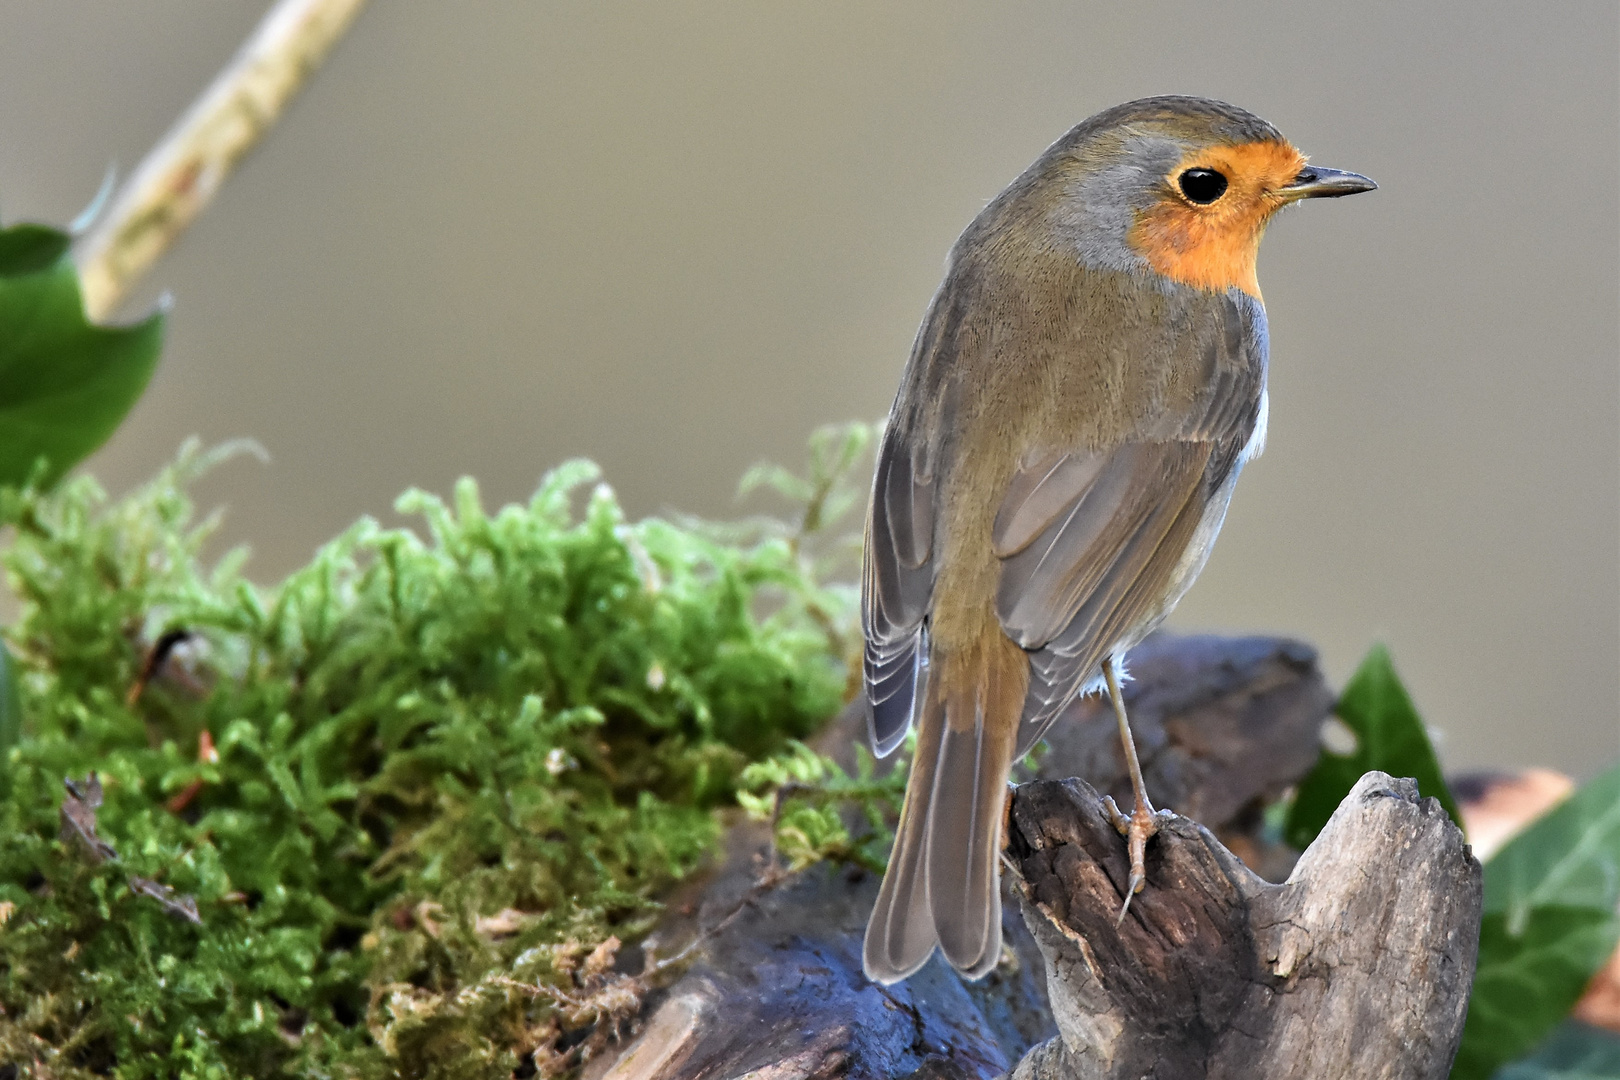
[
  {"x1": 1486, "y1": 761, "x2": 1620, "y2": 931},
  {"x1": 1451, "y1": 910, "x2": 1620, "y2": 1080},
  {"x1": 0, "y1": 223, "x2": 70, "y2": 275},
  {"x1": 1455, "y1": 764, "x2": 1620, "y2": 1079},
  {"x1": 0, "y1": 218, "x2": 164, "y2": 489},
  {"x1": 1285, "y1": 643, "x2": 1461, "y2": 848},
  {"x1": 1494, "y1": 1022, "x2": 1620, "y2": 1080}
]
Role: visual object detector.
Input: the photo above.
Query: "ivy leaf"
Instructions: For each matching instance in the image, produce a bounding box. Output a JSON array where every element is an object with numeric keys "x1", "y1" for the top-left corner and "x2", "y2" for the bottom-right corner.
[
  {"x1": 1485, "y1": 762, "x2": 1620, "y2": 932},
  {"x1": 0, "y1": 224, "x2": 71, "y2": 275},
  {"x1": 1285, "y1": 643, "x2": 1460, "y2": 848},
  {"x1": 0, "y1": 218, "x2": 164, "y2": 489},
  {"x1": 1493, "y1": 1022, "x2": 1620, "y2": 1080},
  {"x1": 1451, "y1": 910, "x2": 1620, "y2": 1080},
  {"x1": 1451, "y1": 763, "x2": 1620, "y2": 1078}
]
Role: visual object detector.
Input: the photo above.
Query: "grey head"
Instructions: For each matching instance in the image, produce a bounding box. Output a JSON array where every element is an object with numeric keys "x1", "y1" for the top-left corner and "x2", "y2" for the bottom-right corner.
[{"x1": 955, "y1": 95, "x2": 1375, "y2": 288}]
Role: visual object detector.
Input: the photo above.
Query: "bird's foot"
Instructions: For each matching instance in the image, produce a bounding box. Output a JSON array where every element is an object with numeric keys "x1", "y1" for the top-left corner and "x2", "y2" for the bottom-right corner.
[{"x1": 1102, "y1": 795, "x2": 1173, "y2": 924}]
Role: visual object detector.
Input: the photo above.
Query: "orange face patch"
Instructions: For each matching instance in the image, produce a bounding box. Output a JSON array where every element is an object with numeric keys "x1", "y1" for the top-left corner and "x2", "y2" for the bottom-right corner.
[{"x1": 1127, "y1": 140, "x2": 1308, "y2": 299}]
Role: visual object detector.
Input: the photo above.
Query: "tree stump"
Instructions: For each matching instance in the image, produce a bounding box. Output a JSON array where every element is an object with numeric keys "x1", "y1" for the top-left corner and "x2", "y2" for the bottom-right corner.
[
  {"x1": 587, "y1": 637, "x2": 1481, "y2": 1080},
  {"x1": 1008, "y1": 772, "x2": 1482, "y2": 1080}
]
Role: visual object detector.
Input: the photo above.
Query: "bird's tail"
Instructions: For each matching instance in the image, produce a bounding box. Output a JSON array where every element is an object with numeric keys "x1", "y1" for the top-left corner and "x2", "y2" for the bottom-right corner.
[{"x1": 862, "y1": 634, "x2": 1025, "y2": 983}]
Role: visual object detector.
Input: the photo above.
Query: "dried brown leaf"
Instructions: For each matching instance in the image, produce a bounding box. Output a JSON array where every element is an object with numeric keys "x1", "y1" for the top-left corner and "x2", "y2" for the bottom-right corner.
[
  {"x1": 128, "y1": 875, "x2": 202, "y2": 924},
  {"x1": 59, "y1": 774, "x2": 117, "y2": 864}
]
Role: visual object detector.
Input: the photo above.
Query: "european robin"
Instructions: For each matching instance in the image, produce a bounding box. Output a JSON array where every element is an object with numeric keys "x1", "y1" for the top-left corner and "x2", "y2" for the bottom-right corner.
[{"x1": 861, "y1": 96, "x2": 1374, "y2": 983}]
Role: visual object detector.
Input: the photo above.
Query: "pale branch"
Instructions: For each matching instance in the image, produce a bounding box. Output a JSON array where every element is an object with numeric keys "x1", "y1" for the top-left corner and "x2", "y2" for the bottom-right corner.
[{"x1": 74, "y1": 0, "x2": 369, "y2": 321}]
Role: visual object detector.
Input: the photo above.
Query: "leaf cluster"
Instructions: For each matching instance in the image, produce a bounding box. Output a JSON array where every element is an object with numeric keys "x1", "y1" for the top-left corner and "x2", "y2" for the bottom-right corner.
[{"x1": 1455, "y1": 764, "x2": 1620, "y2": 1079}]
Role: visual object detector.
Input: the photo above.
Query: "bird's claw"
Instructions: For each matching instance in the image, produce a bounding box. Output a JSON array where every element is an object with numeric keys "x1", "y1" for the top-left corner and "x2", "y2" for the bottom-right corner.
[
  {"x1": 1102, "y1": 794, "x2": 1164, "y2": 924},
  {"x1": 1103, "y1": 795, "x2": 1130, "y2": 834}
]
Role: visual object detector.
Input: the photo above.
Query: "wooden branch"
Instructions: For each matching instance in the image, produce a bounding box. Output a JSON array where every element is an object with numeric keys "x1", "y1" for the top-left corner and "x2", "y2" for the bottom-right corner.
[
  {"x1": 1007, "y1": 771, "x2": 1482, "y2": 1080},
  {"x1": 74, "y1": 0, "x2": 369, "y2": 321}
]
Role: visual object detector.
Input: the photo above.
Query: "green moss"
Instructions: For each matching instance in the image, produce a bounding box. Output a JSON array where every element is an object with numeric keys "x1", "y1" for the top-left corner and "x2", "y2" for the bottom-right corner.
[
  {"x1": 0, "y1": 430, "x2": 870, "y2": 1079},
  {"x1": 737, "y1": 740, "x2": 907, "y2": 875}
]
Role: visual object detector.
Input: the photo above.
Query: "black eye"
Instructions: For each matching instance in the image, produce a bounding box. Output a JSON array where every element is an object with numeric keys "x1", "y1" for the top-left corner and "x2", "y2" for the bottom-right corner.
[{"x1": 1178, "y1": 167, "x2": 1229, "y2": 204}]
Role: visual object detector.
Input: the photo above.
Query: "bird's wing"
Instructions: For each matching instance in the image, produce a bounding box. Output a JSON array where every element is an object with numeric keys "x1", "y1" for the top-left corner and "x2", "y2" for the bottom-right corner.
[
  {"x1": 862, "y1": 260, "x2": 1264, "y2": 766},
  {"x1": 988, "y1": 283, "x2": 1265, "y2": 757},
  {"x1": 861, "y1": 418, "x2": 936, "y2": 757},
  {"x1": 994, "y1": 434, "x2": 1249, "y2": 758}
]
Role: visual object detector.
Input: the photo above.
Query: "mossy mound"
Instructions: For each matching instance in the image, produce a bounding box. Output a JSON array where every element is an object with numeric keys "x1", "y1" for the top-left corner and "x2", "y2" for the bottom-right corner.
[{"x1": 0, "y1": 439, "x2": 857, "y2": 1079}]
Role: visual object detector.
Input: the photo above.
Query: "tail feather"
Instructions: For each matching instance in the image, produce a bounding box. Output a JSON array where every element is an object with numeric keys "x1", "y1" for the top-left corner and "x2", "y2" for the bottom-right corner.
[
  {"x1": 863, "y1": 691, "x2": 944, "y2": 982},
  {"x1": 863, "y1": 638, "x2": 1025, "y2": 984},
  {"x1": 927, "y1": 652, "x2": 1020, "y2": 976}
]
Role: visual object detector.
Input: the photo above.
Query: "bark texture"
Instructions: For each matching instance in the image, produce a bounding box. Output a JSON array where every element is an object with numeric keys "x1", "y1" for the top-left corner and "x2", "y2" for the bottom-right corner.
[
  {"x1": 599, "y1": 837, "x2": 1049, "y2": 1080},
  {"x1": 1008, "y1": 772, "x2": 1481, "y2": 1080}
]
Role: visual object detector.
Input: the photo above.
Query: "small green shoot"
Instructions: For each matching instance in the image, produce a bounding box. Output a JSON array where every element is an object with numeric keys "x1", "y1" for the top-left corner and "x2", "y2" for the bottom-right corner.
[{"x1": 737, "y1": 737, "x2": 909, "y2": 873}]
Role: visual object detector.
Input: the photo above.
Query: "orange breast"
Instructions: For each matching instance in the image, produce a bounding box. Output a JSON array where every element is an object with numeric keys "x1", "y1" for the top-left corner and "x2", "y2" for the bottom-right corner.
[{"x1": 1126, "y1": 140, "x2": 1306, "y2": 299}]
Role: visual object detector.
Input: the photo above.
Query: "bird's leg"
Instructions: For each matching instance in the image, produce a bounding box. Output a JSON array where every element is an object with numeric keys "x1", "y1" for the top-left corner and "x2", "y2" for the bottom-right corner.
[{"x1": 1099, "y1": 654, "x2": 1169, "y2": 923}]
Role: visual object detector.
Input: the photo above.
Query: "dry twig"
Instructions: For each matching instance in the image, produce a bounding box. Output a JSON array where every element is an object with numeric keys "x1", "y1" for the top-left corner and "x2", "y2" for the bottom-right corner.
[{"x1": 75, "y1": 0, "x2": 369, "y2": 320}]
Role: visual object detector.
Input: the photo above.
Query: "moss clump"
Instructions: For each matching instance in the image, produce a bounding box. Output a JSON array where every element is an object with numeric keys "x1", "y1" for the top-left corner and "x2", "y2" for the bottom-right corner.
[{"x1": 0, "y1": 434, "x2": 862, "y2": 1079}]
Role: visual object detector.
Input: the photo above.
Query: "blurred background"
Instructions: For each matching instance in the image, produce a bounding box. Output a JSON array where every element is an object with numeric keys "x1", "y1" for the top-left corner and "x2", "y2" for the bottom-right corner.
[{"x1": 0, "y1": 1, "x2": 1614, "y2": 776}]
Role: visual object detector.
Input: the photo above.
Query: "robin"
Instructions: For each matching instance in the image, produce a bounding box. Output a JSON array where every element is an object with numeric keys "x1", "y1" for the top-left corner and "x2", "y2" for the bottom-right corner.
[{"x1": 861, "y1": 96, "x2": 1374, "y2": 983}]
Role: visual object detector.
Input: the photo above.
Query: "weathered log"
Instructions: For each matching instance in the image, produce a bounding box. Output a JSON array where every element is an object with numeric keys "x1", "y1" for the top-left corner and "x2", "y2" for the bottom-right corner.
[
  {"x1": 1008, "y1": 771, "x2": 1482, "y2": 1080},
  {"x1": 588, "y1": 636, "x2": 1479, "y2": 1080},
  {"x1": 599, "y1": 835, "x2": 1047, "y2": 1080}
]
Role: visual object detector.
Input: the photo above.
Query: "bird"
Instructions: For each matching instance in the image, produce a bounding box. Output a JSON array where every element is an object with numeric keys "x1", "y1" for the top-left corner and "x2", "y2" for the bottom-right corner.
[{"x1": 860, "y1": 96, "x2": 1374, "y2": 984}]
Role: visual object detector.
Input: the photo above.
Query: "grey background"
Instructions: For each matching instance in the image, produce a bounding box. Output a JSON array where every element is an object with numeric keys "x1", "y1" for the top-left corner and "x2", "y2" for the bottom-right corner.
[{"x1": 1, "y1": 2, "x2": 1615, "y2": 776}]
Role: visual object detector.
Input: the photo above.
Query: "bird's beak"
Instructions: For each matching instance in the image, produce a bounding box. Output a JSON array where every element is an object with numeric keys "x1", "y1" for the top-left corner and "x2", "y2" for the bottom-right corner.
[{"x1": 1276, "y1": 166, "x2": 1377, "y2": 202}]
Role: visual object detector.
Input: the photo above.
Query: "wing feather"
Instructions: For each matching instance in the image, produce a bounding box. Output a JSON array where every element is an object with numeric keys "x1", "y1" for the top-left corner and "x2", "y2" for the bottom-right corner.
[
  {"x1": 990, "y1": 292, "x2": 1265, "y2": 756},
  {"x1": 862, "y1": 424, "x2": 937, "y2": 756},
  {"x1": 991, "y1": 452, "x2": 1109, "y2": 559},
  {"x1": 997, "y1": 437, "x2": 1245, "y2": 759}
]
